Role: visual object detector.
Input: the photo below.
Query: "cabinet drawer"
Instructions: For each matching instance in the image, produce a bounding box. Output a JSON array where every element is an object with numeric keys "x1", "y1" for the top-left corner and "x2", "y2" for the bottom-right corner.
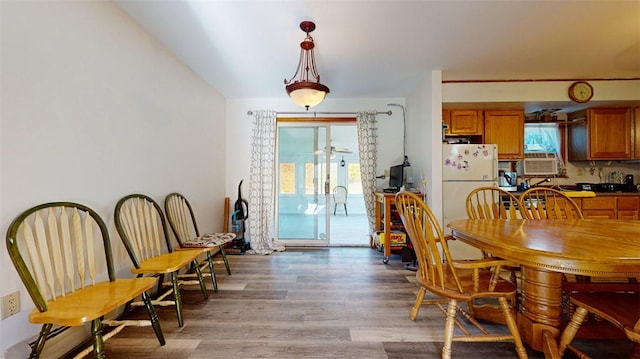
[
  {"x1": 617, "y1": 197, "x2": 640, "y2": 210},
  {"x1": 581, "y1": 197, "x2": 615, "y2": 210},
  {"x1": 617, "y1": 210, "x2": 639, "y2": 220},
  {"x1": 582, "y1": 209, "x2": 616, "y2": 219}
]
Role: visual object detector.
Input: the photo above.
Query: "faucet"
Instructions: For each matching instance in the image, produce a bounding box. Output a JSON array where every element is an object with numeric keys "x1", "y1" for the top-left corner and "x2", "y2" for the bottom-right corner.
[{"x1": 532, "y1": 178, "x2": 551, "y2": 187}]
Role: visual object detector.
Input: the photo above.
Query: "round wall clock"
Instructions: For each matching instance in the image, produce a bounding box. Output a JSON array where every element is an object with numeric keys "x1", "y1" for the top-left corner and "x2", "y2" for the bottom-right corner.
[{"x1": 568, "y1": 81, "x2": 593, "y2": 103}]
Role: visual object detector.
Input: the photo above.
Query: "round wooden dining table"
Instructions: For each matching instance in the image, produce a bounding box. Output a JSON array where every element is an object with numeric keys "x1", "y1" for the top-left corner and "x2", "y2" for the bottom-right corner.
[{"x1": 447, "y1": 218, "x2": 640, "y2": 353}]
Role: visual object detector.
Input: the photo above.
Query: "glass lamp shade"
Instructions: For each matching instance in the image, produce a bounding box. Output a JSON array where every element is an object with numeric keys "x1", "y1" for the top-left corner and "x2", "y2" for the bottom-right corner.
[{"x1": 286, "y1": 81, "x2": 329, "y2": 109}]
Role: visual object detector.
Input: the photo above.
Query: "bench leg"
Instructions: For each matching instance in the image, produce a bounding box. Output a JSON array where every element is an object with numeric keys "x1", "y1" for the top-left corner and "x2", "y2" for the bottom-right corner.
[{"x1": 141, "y1": 291, "x2": 166, "y2": 346}]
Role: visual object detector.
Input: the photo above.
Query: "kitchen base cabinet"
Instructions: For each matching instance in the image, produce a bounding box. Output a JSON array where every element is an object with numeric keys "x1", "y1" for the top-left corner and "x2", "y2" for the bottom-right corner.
[
  {"x1": 617, "y1": 197, "x2": 640, "y2": 219},
  {"x1": 575, "y1": 195, "x2": 639, "y2": 219},
  {"x1": 580, "y1": 197, "x2": 616, "y2": 219}
]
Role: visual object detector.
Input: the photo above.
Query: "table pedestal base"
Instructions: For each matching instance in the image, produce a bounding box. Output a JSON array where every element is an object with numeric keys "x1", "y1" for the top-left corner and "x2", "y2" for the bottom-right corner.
[
  {"x1": 518, "y1": 267, "x2": 563, "y2": 351},
  {"x1": 518, "y1": 313, "x2": 560, "y2": 352}
]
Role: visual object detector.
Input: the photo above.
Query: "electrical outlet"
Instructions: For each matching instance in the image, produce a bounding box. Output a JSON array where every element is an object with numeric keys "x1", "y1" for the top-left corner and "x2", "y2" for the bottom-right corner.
[{"x1": 1, "y1": 291, "x2": 20, "y2": 319}]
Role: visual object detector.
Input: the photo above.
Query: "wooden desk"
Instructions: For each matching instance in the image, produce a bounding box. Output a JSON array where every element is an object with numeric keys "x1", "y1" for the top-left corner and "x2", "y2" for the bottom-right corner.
[
  {"x1": 447, "y1": 219, "x2": 640, "y2": 352},
  {"x1": 373, "y1": 192, "x2": 399, "y2": 264}
]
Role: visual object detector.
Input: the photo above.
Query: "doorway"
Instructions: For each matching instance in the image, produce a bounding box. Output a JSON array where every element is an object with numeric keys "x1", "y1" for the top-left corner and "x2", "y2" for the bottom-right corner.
[{"x1": 275, "y1": 119, "x2": 368, "y2": 246}]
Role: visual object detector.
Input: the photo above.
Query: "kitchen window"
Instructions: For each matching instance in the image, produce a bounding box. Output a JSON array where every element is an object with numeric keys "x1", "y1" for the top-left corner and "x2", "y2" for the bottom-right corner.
[{"x1": 524, "y1": 123, "x2": 566, "y2": 175}]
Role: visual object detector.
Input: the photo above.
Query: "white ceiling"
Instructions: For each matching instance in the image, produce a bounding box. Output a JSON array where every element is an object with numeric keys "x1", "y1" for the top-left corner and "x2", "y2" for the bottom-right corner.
[{"x1": 115, "y1": 1, "x2": 640, "y2": 105}]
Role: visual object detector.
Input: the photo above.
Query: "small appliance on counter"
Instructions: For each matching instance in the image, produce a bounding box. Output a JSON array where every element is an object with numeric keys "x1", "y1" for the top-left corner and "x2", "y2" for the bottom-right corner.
[
  {"x1": 498, "y1": 170, "x2": 518, "y2": 191},
  {"x1": 625, "y1": 174, "x2": 635, "y2": 186}
]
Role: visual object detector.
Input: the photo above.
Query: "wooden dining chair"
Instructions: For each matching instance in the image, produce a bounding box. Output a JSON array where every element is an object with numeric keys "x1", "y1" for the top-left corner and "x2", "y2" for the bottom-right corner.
[
  {"x1": 395, "y1": 191, "x2": 527, "y2": 359},
  {"x1": 114, "y1": 194, "x2": 209, "y2": 328},
  {"x1": 466, "y1": 186, "x2": 526, "y2": 298},
  {"x1": 518, "y1": 187, "x2": 583, "y2": 220},
  {"x1": 466, "y1": 186, "x2": 526, "y2": 221},
  {"x1": 545, "y1": 291, "x2": 640, "y2": 359},
  {"x1": 6, "y1": 202, "x2": 165, "y2": 358},
  {"x1": 164, "y1": 192, "x2": 234, "y2": 293}
]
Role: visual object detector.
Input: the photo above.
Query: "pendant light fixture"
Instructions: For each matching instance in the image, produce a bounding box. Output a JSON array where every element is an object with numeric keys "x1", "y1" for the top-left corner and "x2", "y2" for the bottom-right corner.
[{"x1": 284, "y1": 21, "x2": 330, "y2": 110}]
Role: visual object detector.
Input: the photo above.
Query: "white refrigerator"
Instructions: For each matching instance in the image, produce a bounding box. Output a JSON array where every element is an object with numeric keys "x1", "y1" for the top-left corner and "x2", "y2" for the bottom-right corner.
[{"x1": 442, "y1": 144, "x2": 498, "y2": 260}]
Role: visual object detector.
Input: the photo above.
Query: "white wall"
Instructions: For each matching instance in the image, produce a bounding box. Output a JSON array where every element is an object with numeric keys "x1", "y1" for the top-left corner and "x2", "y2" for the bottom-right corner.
[
  {"x1": 1, "y1": 2, "x2": 226, "y2": 356},
  {"x1": 404, "y1": 72, "x2": 440, "y2": 217},
  {"x1": 443, "y1": 80, "x2": 640, "y2": 103}
]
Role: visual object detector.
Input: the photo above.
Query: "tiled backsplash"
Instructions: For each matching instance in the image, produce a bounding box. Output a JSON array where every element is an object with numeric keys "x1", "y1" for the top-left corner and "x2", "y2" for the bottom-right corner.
[{"x1": 502, "y1": 160, "x2": 640, "y2": 187}]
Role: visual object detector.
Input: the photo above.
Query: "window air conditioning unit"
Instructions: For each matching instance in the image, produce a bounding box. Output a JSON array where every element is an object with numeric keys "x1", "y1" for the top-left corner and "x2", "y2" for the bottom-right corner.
[{"x1": 523, "y1": 152, "x2": 558, "y2": 176}]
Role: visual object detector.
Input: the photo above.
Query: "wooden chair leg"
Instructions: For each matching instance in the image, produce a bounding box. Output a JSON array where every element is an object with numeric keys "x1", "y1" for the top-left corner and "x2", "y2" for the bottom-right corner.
[
  {"x1": 171, "y1": 271, "x2": 185, "y2": 327},
  {"x1": 193, "y1": 259, "x2": 209, "y2": 300},
  {"x1": 543, "y1": 330, "x2": 561, "y2": 359},
  {"x1": 207, "y1": 252, "x2": 219, "y2": 293},
  {"x1": 499, "y1": 297, "x2": 527, "y2": 358},
  {"x1": 91, "y1": 318, "x2": 106, "y2": 359},
  {"x1": 410, "y1": 287, "x2": 426, "y2": 320},
  {"x1": 442, "y1": 299, "x2": 457, "y2": 359},
  {"x1": 219, "y1": 245, "x2": 232, "y2": 275},
  {"x1": 141, "y1": 291, "x2": 166, "y2": 346},
  {"x1": 29, "y1": 323, "x2": 53, "y2": 359},
  {"x1": 558, "y1": 306, "x2": 589, "y2": 357}
]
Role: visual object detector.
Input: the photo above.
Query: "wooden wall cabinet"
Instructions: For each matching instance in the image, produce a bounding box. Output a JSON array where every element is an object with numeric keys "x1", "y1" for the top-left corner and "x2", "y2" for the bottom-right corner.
[
  {"x1": 634, "y1": 108, "x2": 640, "y2": 159},
  {"x1": 483, "y1": 110, "x2": 525, "y2": 160},
  {"x1": 443, "y1": 110, "x2": 483, "y2": 136},
  {"x1": 568, "y1": 108, "x2": 633, "y2": 161}
]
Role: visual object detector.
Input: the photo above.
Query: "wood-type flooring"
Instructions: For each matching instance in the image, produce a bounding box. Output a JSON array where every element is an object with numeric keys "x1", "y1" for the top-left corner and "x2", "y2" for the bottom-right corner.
[{"x1": 82, "y1": 248, "x2": 631, "y2": 358}]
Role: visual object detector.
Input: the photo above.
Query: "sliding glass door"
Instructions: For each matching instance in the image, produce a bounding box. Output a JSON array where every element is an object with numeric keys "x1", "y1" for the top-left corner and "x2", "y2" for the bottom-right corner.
[{"x1": 276, "y1": 124, "x2": 332, "y2": 245}]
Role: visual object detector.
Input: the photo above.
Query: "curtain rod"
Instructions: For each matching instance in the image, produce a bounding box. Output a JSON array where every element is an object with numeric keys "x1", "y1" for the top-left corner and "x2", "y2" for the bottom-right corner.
[{"x1": 246, "y1": 110, "x2": 392, "y2": 116}]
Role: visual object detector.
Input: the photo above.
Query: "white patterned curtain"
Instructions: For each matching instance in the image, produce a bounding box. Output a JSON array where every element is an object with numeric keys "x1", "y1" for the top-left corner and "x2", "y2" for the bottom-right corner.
[
  {"x1": 356, "y1": 112, "x2": 378, "y2": 234},
  {"x1": 247, "y1": 110, "x2": 285, "y2": 254}
]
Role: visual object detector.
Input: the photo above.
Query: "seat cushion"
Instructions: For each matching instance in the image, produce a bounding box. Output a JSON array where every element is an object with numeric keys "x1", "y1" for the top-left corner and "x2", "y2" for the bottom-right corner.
[{"x1": 182, "y1": 232, "x2": 236, "y2": 247}]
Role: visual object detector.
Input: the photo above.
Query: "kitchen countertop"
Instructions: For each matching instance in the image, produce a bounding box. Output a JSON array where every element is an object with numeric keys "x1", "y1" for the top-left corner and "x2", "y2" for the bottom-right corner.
[
  {"x1": 508, "y1": 190, "x2": 640, "y2": 197},
  {"x1": 586, "y1": 192, "x2": 640, "y2": 196}
]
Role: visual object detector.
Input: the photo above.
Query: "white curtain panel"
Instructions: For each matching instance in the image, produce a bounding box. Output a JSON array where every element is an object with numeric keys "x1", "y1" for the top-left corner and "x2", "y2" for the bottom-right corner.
[
  {"x1": 356, "y1": 112, "x2": 378, "y2": 235},
  {"x1": 247, "y1": 110, "x2": 285, "y2": 254}
]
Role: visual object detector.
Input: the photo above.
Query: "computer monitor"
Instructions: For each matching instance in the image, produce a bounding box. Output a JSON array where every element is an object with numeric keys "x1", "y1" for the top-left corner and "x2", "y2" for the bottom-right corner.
[{"x1": 388, "y1": 164, "x2": 404, "y2": 189}]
